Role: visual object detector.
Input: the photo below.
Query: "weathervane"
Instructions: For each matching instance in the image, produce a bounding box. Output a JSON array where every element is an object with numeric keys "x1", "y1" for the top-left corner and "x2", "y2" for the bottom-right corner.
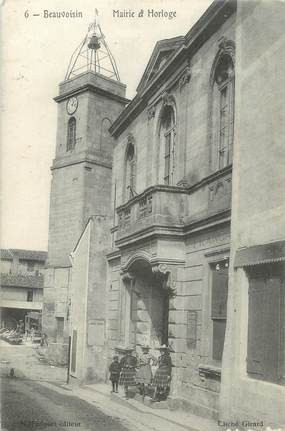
[{"x1": 65, "y1": 9, "x2": 120, "y2": 81}]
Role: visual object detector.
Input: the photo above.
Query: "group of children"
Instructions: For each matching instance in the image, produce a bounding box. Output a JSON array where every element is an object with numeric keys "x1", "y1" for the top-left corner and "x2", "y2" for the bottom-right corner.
[{"x1": 109, "y1": 344, "x2": 172, "y2": 401}]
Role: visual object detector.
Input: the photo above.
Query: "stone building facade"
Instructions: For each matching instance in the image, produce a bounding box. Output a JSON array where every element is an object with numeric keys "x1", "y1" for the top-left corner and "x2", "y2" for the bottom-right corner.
[{"x1": 44, "y1": 0, "x2": 285, "y2": 427}]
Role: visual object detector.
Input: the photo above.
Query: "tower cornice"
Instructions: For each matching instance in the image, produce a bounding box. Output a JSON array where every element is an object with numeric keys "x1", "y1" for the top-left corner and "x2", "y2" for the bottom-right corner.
[
  {"x1": 54, "y1": 82, "x2": 129, "y2": 105},
  {"x1": 51, "y1": 152, "x2": 112, "y2": 171}
]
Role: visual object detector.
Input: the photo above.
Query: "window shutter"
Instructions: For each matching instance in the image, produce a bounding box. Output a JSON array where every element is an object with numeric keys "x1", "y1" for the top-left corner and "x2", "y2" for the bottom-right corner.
[
  {"x1": 211, "y1": 268, "x2": 228, "y2": 319},
  {"x1": 247, "y1": 277, "x2": 265, "y2": 376},
  {"x1": 263, "y1": 277, "x2": 281, "y2": 381},
  {"x1": 213, "y1": 319, "x2": 226, "y2": 361}
]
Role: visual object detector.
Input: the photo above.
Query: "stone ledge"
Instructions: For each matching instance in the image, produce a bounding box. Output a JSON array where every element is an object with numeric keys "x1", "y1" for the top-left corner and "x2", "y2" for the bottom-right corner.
[{"x1": 198, "y1": 364, "x2": 221, "y2": 381}]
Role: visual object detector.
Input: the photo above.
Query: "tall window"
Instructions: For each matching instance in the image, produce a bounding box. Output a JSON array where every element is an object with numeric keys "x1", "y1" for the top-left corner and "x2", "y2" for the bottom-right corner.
[
  {"x1": 247, "y1": 264, "x2": 285, "y2": 384},
  {"x1": 160, "y1": 106, "x2": 175, "y2": 185},
  {"x1": 211, "y1": 54, "x2": 234, "y2": 170},
  {"x1": 125, "y1": 141, "x2": 136, "y2": 200},
  {"x1": 211, "y1": 260, "x2": 229, "y2": 361},
  {"x1": 67, "y1": 117, "x2": 76, "y2": 151}
]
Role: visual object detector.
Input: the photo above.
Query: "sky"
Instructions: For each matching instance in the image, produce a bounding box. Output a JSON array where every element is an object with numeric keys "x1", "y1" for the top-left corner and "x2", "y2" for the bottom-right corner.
[{"x1": 1, "y1": 0, "x2": 213, "y2": 251}]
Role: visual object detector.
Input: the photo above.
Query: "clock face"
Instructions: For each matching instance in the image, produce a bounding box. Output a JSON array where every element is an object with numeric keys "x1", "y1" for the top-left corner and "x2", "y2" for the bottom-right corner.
[{"x1": 66, "y1": 97, "x2": 78, "y2": 115}]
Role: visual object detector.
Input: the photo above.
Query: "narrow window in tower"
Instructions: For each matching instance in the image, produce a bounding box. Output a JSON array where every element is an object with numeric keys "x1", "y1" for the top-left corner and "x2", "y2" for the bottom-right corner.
[{"x1": 67, "y1": 117, "x2": 76, "y2": 151}]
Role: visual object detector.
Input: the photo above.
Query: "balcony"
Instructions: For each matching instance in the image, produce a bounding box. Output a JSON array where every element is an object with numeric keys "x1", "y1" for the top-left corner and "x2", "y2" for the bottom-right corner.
[
  {"x1": 0, "y1": 299, "x2": 43, "y2": 310},
  {"x1": 116, "y1": 185, "x2": 188, "y2": 243},
  {"x1": 115, "y1": 166, "x2": 232, "y2": 246}
]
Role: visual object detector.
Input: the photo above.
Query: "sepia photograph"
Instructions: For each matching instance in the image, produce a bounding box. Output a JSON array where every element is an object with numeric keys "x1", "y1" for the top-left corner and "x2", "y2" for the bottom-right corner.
[{"x1": 1, "y1": 0, "x2": 285, "y2": 430}]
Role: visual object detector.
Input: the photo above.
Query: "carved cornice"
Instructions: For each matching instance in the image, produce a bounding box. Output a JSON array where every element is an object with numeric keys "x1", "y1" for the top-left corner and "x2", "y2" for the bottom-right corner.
[
  {"x1": 179, "y1": 66, "x2": 191, "y2": 90},
  {"x1": 152, "y1": 263, "x2": 170, "y2": 276},
  {"x1": 147, "y1": 105, "x2": 156, "y2": 121},
  {"x1": 218, "y1": 36, "x2": 235, "y2": 52},
  {"x1": 51, "y1": 152, "x2": 112, "y2": 171},
  {"x1": 127, "y1": 133, "x2": 135, "y2": 144},
  {"x1": 121, "y1": 271, "x2": 135, "y2": 281},
  {"x1": 152, "y1": 263, "x2": 172, "y2": 289},
  {"x1": 176, "y1": 177, "x2": 190, "y2": 188},
  {"x1": 54, "y1": 83, "x2": 129, "y2": 105},
  {"x1": 120, "y1": 250, "x2": 152, "y2": 274},
  {"x1": 217, "y1": 36, "x2": 235, "y2": 64},
  {"x1": 161, "y1": 91, "x2": 172, "y2": 106}
]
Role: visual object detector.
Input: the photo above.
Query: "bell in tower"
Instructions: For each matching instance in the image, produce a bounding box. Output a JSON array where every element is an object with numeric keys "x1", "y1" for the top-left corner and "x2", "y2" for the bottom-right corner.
[
  {"x1": 65, "y1": 9, "x2": 120, "y2": 81},
  {"x1": 88, "y1": 34, "x2": 100, "y2": 51}
]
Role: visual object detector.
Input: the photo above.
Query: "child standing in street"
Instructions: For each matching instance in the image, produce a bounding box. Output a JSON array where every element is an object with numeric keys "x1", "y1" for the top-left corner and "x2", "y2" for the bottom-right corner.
[{"x1": 109, "y1": 355, "x2": 121, "y2": 393}]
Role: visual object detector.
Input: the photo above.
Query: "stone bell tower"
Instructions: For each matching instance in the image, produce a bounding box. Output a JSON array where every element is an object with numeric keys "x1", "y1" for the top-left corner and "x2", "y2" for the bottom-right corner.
[{"x1": 43, "y1": 16, "x2": 128, "y2": 360}]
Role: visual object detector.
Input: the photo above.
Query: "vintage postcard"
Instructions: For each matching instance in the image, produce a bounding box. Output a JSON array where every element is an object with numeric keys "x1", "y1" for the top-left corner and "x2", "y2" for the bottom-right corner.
[{"x1": 1, "y1": 0, "x2": 285, "y2": 430}]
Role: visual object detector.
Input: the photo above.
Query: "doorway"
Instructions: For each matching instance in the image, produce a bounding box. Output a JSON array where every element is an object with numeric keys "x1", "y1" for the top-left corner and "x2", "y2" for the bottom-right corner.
[{"x1": 123, "y1": 259, "x2": 169, "y2": 349}]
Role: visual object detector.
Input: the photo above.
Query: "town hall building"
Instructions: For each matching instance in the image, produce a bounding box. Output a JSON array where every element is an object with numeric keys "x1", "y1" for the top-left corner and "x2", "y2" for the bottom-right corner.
[{"x1": 43, "y1": 0, "x2": 285, "y2": 428}]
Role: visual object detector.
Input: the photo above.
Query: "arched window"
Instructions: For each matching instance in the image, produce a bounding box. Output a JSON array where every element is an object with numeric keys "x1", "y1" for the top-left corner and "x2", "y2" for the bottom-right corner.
[
  {"x1": 67, "y1": 117, "x2": 76, "y2": 151},
  {"x1": 160, "y1": 106, "x2": 175, "y2": 185},
  {"x1": 124, "y1": 138, "x2": 136, "y2": 200},
  {"x1": 211, "y1": 51, "x2": 234, "y2": 170}
]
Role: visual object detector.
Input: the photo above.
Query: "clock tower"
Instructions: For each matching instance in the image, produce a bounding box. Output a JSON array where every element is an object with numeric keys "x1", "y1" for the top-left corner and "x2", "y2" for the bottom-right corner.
[{"x1": 43, "y1": 18, "x2": 128, "y2": 357}]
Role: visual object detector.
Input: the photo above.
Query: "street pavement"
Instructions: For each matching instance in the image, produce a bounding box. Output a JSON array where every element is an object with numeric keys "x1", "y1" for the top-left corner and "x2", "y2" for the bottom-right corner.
[
  {"x1": 0, "y1": 340, "x2": 66, "y2": 382},
  {"x1": 1, "y1": 377, "x2": 129, "y2": 431}
]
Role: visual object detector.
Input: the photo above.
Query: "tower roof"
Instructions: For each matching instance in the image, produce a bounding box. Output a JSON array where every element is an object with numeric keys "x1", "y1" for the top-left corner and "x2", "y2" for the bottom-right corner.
[{"x1": 65, "y1": 10, "x2": 120, "y2": 82}]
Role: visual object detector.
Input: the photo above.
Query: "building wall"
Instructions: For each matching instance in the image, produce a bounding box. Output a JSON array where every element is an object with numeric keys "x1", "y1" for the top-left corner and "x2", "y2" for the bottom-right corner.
[
  {"x1": 1, "y1": 287, "x2": 43, "y2": 302},
  {"x1": 47, "y1": 164, "x2": 86, "y2": 267},
  {"x1": 0, "y1": 259, "x2": 12, "y2": 273},
  {"x1": 69, "y1": 215, "x2": 111, "y2": 383},
  {"x1": 85, "y1": 216, "x2": 110, "y2": 382},
  {"x1": 18, "y1": 260, "x2": 45, "y2": 275},
  {"x1": 43, "y1": 266, "x2": 70, "y2": 340},
  {"x1": 232, "y1": 1, "x2": 285, "y2": 249},
  {"x1": 112, "y1": 14, "x2": 235, "y2": 211},
  {"x1": 220, "y1": 1, "x2": 285, "y2": 427},
  {"x1": 107, "y1": 256, "x2": 122, "y2": 352},
  {"x1": 176, "y1": 226, "x2": 230, "y2": 418},
  {"x1": 69, "y1": 220, "x2": 90, "y2": 381},
  {"x1": 0, "y1": 258, "x2": 45, "y2": 275}
]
